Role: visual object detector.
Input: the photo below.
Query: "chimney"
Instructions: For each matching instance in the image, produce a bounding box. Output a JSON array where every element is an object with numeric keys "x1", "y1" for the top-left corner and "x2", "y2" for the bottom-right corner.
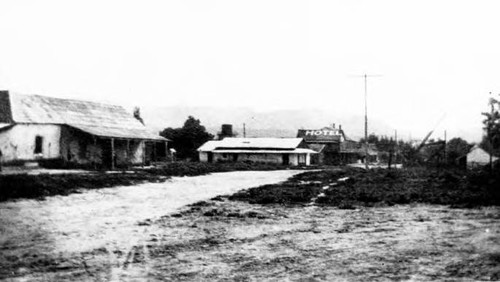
[
  {"x1": 221, "y1": 124, "x2": 233, "y2": 137},
  {"x1": 0, "y1": 90, "x2": 13, "y2": 123},
  {"x1": 218, "y1": 124, "x2": 234, "y2": 140},
  {"x1": 133, "y1": 107, "x2": 145, "y2": 125}
]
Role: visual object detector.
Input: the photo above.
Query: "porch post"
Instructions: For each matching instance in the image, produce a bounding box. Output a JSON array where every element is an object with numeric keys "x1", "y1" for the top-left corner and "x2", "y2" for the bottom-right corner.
[
  {"x1": 126, "y1": 139, "x2": 130, "y2": 165},
  {"x1": 153, "y1": 141, "x2": 157, "y2": 162},
  {"x1": 93, "y1": 137, "x2": 97, "y2": 170},
  {"x1": 142, "y1": 141, "x2": 146, "y2": 167},
  {"x1": 111, "y1": 138, "x2": 115, "y2": 170},
  {"x1": 165, "y1": 141, "x2": 168, "y2": 159}
]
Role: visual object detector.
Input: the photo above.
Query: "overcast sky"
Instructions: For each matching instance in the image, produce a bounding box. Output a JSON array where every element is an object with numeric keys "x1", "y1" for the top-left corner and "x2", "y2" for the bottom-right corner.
[{"x1": 1, "y1": 0, "x2": 499, "y2": 141}]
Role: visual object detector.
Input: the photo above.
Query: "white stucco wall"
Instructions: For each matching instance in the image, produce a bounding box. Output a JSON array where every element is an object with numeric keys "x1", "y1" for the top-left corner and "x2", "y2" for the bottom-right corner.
[
  {"x1": 0, "y1": 124, "x2": 61, "y2": 162},
  {"x1": 60, "y1": 126, "x2": 99, "y2": 165},
  {"x1": 132, "y1": 141, "x2": 145, "y2": 164},
  {"x1": 238, "y1": 153, "x2": 283, "y2": 164},
  {"x1": 199, "y1": 152, "x2": 208, "y2": 162},
  {"x1": 116, "y1": 140, "x2": 144, "y2": 165},
  {"x1": 62, "y1": 137, "x2": 145, "y2": 166},
  {"x1": 210, "y1": 153, "x2": 283, "y2": 164},
  {"x1": 292, "y1": 153, "x2": 311, "y2": 166},
  {"x1": 467, "y1": 147, "x2": 498, "y2": 165},
  {"x1": 198, "y1": 151, "x2": 311, "y2": 166}
]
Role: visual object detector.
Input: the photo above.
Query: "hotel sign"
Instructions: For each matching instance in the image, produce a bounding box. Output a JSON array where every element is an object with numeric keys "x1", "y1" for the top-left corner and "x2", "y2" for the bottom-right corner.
[
  {"x1": 304, "y1": 130, "x2": 340, "y2": 136},
  {"x1": 297, "y1": 129, "x2": 342, "y2": 143}
]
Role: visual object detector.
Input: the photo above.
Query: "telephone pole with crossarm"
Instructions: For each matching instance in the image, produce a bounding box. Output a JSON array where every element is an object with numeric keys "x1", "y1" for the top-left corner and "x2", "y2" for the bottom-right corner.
[{"x1": 351, "y1": 74, "x2": 382, "y2": 169}]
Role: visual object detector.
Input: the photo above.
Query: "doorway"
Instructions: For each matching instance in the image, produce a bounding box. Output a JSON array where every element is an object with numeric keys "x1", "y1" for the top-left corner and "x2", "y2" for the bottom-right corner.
[{"x1": 282, "y1": 154, "x2": 289, "y2": 165}]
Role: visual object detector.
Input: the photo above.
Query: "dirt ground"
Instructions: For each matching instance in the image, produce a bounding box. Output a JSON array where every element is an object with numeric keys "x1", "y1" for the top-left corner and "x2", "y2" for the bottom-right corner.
[
  {"x1": 2, "y1": 201, "x2": 499, "y2": 281},
  {"x1": 1, "y1": 170, "x2": 499, "y2": 281},
  {"x1": 0, "y1": 170, "x2": 303, "y2": 281}
]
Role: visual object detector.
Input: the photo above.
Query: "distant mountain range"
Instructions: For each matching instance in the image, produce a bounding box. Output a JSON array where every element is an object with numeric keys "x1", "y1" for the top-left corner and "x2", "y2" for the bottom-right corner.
[{"x1": 141, "y1": 106, "x2": 399, "y2": 141}]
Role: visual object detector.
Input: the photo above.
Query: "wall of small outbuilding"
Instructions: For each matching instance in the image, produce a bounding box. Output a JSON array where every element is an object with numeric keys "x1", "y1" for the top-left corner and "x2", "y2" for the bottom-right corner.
[
  {"x1": 0, "y1": 124, "x2": 62, "y2": 162},
  {"x1": 199, "y1": 151, "x2": 310, "y2": 166}
]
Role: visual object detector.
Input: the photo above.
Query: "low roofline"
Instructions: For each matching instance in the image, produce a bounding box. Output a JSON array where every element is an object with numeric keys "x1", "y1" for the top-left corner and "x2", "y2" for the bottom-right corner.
[
  {"x1": 209, "y1": 148, "x2": 318, "y2": 154},
  {"x1": 0, "y1": 123, "x2": 14, "y2": 132},
  {"x1": 214, "y1": 147, "x2": 296, "y2": 151},
  {"x1": 65, "y1": 124, "x2": 169, "y2": 141}
]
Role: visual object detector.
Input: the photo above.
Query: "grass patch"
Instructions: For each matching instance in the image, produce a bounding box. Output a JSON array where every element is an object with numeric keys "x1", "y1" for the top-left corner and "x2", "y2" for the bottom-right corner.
[
  {"x1": 0, "y1": 173, "x2": 164, "y2": 202},
  {"x1": 144, "y1": 161, "x2": 292, "y2": 177},
  {"x1": 230, "y1": 167, "x2": 500, "y2": 207},
  {"x1": 0, "y1": 162, "x2": 293, "y2": 202}
]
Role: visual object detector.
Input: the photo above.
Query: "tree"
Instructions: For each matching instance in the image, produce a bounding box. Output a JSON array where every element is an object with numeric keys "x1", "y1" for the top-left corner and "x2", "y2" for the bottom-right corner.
[
  {"x1": 421, "y1": 139, "x2": 445, "y2": 165},
  {"x1": 400, "y1": 141, "x2": 421, "y2": 167},
  {"x1": 481, "y1": 96, "x2": 500, "y2": 158},
  {"x1": 160, "y1": 116, "x2": 214, "y2": 160},
  {"x1": 446, "y1": 137, "x2": 471, "y2": 165},
  {"x1": 359, "y1": 133, "x2": 379, "y2": 144}
]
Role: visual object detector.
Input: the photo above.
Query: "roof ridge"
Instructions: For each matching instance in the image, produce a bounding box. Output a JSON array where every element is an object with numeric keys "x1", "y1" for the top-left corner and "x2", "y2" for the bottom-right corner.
[{"x1": 11, "y1": 92, "x2": 123, "y2": 109}]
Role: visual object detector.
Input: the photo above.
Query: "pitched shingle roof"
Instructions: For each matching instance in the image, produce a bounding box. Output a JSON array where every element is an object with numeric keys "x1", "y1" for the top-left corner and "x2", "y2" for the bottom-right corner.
[
  {"x1": 8, "y1": 93, "x2": 166, "y2": 141},
  {"x1": 198, "y1": 138, "x2": 306, "y2": 151},
  {"x1": 212, "y1": 148, "x2": 317, "y2": 154}
]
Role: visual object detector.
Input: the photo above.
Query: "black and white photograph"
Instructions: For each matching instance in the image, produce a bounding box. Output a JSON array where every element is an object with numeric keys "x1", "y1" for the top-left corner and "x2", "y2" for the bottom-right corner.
[{"x1": 1, "y1": 1, "x2": 499, "y2": 281}]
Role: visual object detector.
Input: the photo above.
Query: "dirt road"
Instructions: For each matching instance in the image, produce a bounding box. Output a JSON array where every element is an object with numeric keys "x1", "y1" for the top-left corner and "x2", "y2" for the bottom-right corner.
[
  {"x1": 0, "y1": 170, "x2": 303, "y2": 281},
  {"x1": 1, "y1": 169, "x2": 499, "y2": 281}
]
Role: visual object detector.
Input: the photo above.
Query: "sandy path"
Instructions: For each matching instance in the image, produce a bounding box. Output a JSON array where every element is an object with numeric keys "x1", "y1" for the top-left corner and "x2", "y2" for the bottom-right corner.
[
  {"x1": 3, "y1": 170, "x2": 498, "y2": 281},
  {"x1": 119, "y1": 201, "x2": 500, "y2": 281},
  {"x1": 0, "y1": 170, "x2": 303, "y2": 280}
]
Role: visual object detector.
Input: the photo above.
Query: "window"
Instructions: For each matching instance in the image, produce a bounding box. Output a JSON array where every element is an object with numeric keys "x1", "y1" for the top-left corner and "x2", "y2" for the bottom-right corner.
[
  {"x1": 34, "y1": 136, "x2": 43, "y2": 154},
  {"x1": 298, "y1": 154, "x2": 306, "y2": 164}
]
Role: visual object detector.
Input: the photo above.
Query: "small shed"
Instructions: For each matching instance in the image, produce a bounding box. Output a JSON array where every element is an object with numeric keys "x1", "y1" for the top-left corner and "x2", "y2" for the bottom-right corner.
[
  {"x1": 462, "y1": 145, "x2": 498, "y2": 168},
  {"x1": 197, "y1": 137, "x2": 316, "y2": 166}
]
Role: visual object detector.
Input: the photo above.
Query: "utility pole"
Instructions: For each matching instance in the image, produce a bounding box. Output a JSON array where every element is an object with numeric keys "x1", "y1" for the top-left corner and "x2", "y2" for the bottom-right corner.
[
  {"x1": 489, "y1": 92, "x2": 494, "y2": 173},
  {"x1": 243, "y1": 123, "x2": 246, "y2": 138},
  {"x1": 394, "y1": 129, "x2": 398, "y2": 165},
  {"x1": 352, "y1": 74, "x2": 382, "y2": 169},
  {"x1": 444, "y1": 130, "x2": 447, "y2": 165},
  {"x1": 364, "y1": 74, "x2": 368, "y2": 170}
]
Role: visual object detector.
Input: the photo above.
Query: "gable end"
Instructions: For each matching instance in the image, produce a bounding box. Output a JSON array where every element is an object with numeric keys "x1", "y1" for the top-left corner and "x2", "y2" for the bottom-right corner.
[{"x1": 0, "y1": 91, "x2": 13, "y2": 123}]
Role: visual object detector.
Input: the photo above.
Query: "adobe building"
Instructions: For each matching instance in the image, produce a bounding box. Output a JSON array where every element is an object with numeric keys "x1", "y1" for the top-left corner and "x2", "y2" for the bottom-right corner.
[
  {"x1": 0, "y1": 91, "x2": 168, "y2": 169},
  {"x1": 198, "y1": 137, "x2": 316, "y2": 166},
  {"x1": 297, "y1": 124, "x2": 361, "y2": 165}
]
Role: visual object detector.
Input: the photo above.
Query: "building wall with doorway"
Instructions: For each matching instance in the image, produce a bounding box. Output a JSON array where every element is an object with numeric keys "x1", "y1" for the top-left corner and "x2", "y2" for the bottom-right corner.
[
  {"x1": 60, "y1": 126, "x2": 146, "y2": 167},
  {"x1": 198, "y1": 138, "x2": 315, "y2": 166},
  {"x1": 0, "y1": 124, "x2": 61, "y2": 162},
  {"x1": 60, "y1": 125, "x2": 100, "y2": 165},
  {"x1": 206, "y1": 152, "x2": 309, "y2": 166},
  {"x1": 213, "y1": 152, "x2": 283, "y2": 164},
  {"x1": 298, "y1": 125, "x2": 363, "y2": 165},
  {"x1": 297, "y1": 126, "x2": 342, "y2": 165}
]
